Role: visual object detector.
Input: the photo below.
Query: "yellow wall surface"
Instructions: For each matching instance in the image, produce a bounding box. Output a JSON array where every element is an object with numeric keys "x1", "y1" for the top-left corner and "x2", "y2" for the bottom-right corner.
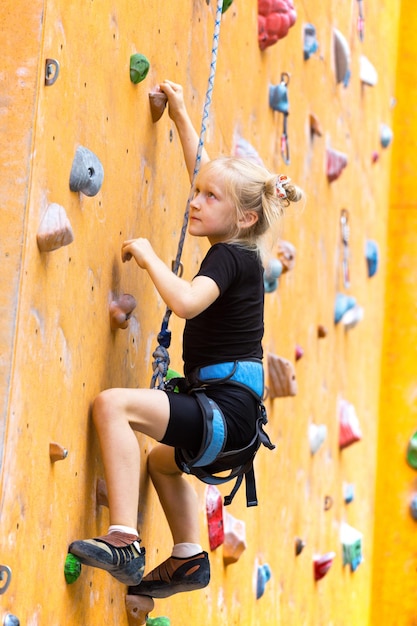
[
  {"x1": 0, "y1": 1, "x2": 406, "y2": 625},
  {"x1": 371, "y1": 0, "x2": 417, "y2": 624}
]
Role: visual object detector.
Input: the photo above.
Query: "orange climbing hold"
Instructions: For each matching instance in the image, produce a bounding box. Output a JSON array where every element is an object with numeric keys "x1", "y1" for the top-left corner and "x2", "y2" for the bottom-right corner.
[
  {"x1": 125, "y1": 594, "x2": 155, "y2": 626},
  {"x1": 109, "y1": 294, "x2": 137, "y2": 330}
]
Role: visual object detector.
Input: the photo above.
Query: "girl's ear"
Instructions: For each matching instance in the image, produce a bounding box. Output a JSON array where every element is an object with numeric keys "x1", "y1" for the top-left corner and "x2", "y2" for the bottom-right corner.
[{"x1": 239, "y1": 210, "x2": 259, "y2": 229}]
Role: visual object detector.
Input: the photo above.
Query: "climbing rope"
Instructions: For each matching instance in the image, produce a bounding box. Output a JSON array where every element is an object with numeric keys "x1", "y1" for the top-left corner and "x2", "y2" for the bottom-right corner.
[{"x1": 151, "y1": 0, "x2": 224, "y2": 389}]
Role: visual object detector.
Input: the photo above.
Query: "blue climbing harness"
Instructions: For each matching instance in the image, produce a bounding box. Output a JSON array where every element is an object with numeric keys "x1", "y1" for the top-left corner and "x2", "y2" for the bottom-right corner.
[{"x1": 166, "y1": 359, "x2": 275, "y2": 507}]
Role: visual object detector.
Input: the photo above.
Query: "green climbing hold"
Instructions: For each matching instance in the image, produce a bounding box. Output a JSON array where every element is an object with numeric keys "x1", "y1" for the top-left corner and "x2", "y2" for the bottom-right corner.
[
  {"x1": 407, "y1": 431, "x2": 417, "y2": 469},
  {"x1": 64, "y1": 553, "x2": 82, "y2": 584},
  {"x1": 146, "y1": 618, "x2": 170, "y2": 626},
  {"x1": 130, "y1": 53, "x2": 150, "y2": 84},
  {"x1": 222, "y1": 0, "x2": 234, "y2": 12}
]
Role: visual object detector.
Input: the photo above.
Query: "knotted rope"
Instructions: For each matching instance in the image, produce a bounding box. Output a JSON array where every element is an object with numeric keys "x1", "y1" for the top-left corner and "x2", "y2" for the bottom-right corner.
[{"x1": 151, "y1": 0, "x2": 224, "y2": 389}]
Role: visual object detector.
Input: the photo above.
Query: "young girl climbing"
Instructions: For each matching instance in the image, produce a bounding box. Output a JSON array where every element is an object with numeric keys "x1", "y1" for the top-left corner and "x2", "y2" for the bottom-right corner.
[{"x1": 68, "y1": 80, "x2": 303, "y2": 598}]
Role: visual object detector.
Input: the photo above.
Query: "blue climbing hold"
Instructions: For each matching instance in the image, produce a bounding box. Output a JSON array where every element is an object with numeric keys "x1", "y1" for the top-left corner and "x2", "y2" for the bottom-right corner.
[
  {"x1": 365, "y1": 240, "x2": 379, "y2": 277},
  {"x1": 269, "y1": 74, "x2": 290, "y2": 113},
  {"x1": 303, "y1": 24, "x2": 319, "y2": 60},
  {"x1": 334, "y1": 293, "x2": 356, "y2": 324},
  {"x1": 264, "y1": 259, "x2": 283, "y2": 293},
  {"x1": 256, "y1": 563, "x2": 271, "y2": 599}
]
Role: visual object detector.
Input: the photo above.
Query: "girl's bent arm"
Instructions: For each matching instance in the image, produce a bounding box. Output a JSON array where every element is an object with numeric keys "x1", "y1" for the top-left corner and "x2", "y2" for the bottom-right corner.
[{"x1": 122, "y1": 238, "x2": 219, "y2": 319}]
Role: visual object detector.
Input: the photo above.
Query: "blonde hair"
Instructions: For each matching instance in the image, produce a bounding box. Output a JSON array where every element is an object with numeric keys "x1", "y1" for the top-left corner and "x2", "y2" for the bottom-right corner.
[{"x1": 200, "y1": 157, "x2": 303, "y2": 252}]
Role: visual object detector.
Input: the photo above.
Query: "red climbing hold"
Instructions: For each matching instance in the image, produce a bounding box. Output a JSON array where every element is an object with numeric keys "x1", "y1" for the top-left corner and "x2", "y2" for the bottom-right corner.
[
  {"x1": 258, "y1": 0, "x2": 297, "y2": 51},
  {"x1": 206, "y1": 485, "x2": 224, "y2": 551}
]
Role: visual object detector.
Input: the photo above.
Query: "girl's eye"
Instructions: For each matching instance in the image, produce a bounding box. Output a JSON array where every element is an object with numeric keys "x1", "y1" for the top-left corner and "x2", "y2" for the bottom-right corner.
[{"x1": 207, "y1": 191, "x2": 216, "y2": 199}]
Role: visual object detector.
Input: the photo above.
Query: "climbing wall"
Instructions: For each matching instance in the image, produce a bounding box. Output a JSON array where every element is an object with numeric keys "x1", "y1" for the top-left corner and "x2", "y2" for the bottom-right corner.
[{"x1": 0, "y1": 0, "x2": 408, "y2": 624}]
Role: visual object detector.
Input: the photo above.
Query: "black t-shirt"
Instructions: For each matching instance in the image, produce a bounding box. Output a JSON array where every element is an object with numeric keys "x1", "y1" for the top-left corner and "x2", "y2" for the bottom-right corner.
[{"x1": 183, "y1": 243, "x2": 264, "y2": 374}]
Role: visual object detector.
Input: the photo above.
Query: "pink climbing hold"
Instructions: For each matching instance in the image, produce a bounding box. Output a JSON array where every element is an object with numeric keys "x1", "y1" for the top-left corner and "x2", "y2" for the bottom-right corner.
[
  {"x1": 206, "y1": 485, "x2": 224, "y2": 551},
  {"x1": 223, "y1": 511, "x2": 247, "y2": 565},
  {"x1": 326, "y1": 147, "x2": 348, "y2": 182},
  {"x1": 258, "y1": 0, "x2": 297, "y2": 51},
  {"x1": 109, "y1": 294, "x2": 137, "y2": 330},
  {"x1": 37, "y1": 203, "x2": 74, "y2": 252}
]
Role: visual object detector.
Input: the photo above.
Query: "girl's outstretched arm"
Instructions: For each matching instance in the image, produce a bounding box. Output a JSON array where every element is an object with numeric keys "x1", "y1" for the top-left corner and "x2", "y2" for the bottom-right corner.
[
  {"x1": 159, "y1": 80, "x2": 210, "y2": 181},
  {"x1": 122, "y1": 237, "x2": 219, "y2": 319}
]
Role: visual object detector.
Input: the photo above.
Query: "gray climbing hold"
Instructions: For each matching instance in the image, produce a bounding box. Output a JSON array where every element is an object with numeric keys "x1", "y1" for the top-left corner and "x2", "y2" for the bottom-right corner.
[
  {"x1": 3, "y1": 615, "x2": 20, "y2": 626},
  {"x1": 69, "y1": 146, "x2": 104, "y2": 197}
]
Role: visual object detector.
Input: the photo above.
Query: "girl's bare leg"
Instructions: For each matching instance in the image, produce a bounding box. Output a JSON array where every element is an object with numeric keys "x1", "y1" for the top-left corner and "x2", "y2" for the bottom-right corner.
[{"x1": 147, "y1": 444, "x2": 200, "y2": 544}]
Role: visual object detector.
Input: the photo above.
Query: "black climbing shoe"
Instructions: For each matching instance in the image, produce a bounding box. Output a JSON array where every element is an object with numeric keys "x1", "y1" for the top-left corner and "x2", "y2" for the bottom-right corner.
[
  {"x1": 128, "y1": 551, "x2": 210, "y2": 598},
  {"x1": 68, "y1": 531, "x2": 145, "y2": 586}
]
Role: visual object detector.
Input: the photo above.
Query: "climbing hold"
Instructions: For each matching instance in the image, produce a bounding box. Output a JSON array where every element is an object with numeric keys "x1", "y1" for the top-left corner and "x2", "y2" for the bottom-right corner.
[
  {"x1": 130, "y1": 53, "x2": 150, "y2": 84},
  {"x1": 64, "y1": 553, "x2": 82, "y2": 584},
  {"x1": 406, "y1": 431, "x2": 417, "y2": 469},
  {"x1": 49, "y1": 442, "x2": 68, "y2": 462},
  {"x1": 309, "y1": 423, "x2": 327, "y2": 454},
  {"x1": 365, "y1": 240, "x2": 379, "y2": 278},
  {"x1": 267, "y1": 353, "x2": 297, "y2": 398},
  {"x1": 313, "y1": 552, "x2": 336, "y2": 581},
  {"x1": 317, "y1": 324, "x2": 328, "y2": 338},
  {"x1": 96, "y1": 478, "x2": 109, "y2": 507},
  {"x1": 269, "y1": 74, "x2": 291, "y2": 164},
  {"x1": 277, "y1": 240, "x2": 296, "y2": 273},
  {"x1": 295, "y1": 537, "x2": 306, "y2": 556},
  {"x1": 340, "y1": 303, "x2": 364, "y2": 330},
  {"x1": 206, "y1": 485, "x2": 224, "y2": 551},
  {"x1": 258, "y1": 0, "x2": 297, "y2": 50},
  {"x1": 37, "y1": 203, "x2": 74, "y2": 252},
  {"x1": 326, "y1": 147, "x2": 348, "y2": 182},
  {"x1": 371, "y1": 150, "x2": 380, "y2": 164},
  {"x1": 343, "y1": 482, "x2": 355, "y2": 504},
  {"x1": 309, "y1": 113, "x2": 323, "y2": 137},
  {"x1": 295, "y1": 345, "x2": 304, "y2": 361},
  {"x1": 69, "y1": 146, "x2": 104, "y2": 197},
  {"x1": 339, "y1": 398, "x2": 362, "y2": 449},
  {"x1": 256, "y1": 563, "x2": 271, "y2": 599},
  {"x1": 380, "y1": 123, "x2": 393, "y2": 148},
  {"x1": 410, "y1": 494, "x2": 417, "y2": 520},
  {"x1": 359, "y1": 55, "x2": 378, "y2": 86},
  {"x1": 323, "y1": 495, "x2": 333, "y2": 511},
  {"x1": 146, "y1": 618, "x2": 170, "y2": 626},
  {"x1": 126, "y1": 594, "x2": 155, "y2": 626},
  {"x1": 303, "y1": 23, "x2": 319, "y2": 60},
  {"x1": 334, "y1": 293, "x2": 356, "y2": 324},
  {"x1": 357, "y1": 0, "x2": 365, "y2": 40},
  {"x1": 341, "y1": 523, "x2": 363, "y2": 572},
  {"x1": 45, "y1": 58, "x2": 59, "y2": 86},
  {"x1": 340, "y1": 209, "x2": 350, "y2": 289},
  {"x1": 222, "y1": 0, "x2": 234, "y2": 12},
  {"x1": 0, "y1": 565, "x2": 12, "y2": 595},
  {"x1": 223, "y1": 511, "x2": 247, "y2": 565},
  {"x1": 269, "y1": 73, "x2": 290, "y2": 113},
  {"x1": 234, "y1": 137, "x2": 264, "y2": 166},
  {"x1": 149, "y1": 90, "x2": 168, "y2": 123},
  {"x1": 333, "y1": 28, "x2": 351, "y2": 86},
  {"x1": 3, "y1": 616, "x2": 20, "y2": 626},
  {"x1": 110, "y1": 294, "x2": 137, "y2": 330},
  {"x1": 263, "y1": 258, "x2": 283, "y2": 293}
]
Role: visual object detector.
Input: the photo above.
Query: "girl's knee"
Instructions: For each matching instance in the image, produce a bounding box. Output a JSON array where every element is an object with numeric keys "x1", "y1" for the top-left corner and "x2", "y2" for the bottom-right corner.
[
  {"x1": 148, "y1": 444, "x2": 180, "y2": 478},
  {"x1": 92, "y1": 389, "x2": 124, "y2": 426}
]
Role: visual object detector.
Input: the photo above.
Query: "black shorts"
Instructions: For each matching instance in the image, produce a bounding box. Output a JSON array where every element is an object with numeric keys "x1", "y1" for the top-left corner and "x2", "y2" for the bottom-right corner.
[{"x1": 160, "y1": 384, "x2": 259, "y2": 456}]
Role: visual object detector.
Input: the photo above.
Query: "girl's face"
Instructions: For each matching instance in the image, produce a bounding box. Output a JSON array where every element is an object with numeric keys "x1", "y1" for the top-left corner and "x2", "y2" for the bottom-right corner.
[{"x1": 189, "y1": 168, "x2": 236, "y2": 245}]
